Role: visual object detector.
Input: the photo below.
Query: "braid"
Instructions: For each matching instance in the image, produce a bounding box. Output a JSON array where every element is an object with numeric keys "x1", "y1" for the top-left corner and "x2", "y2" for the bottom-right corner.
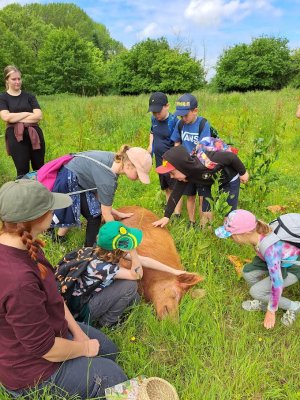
[
  {"x1": 17, "y1": 225, "x2": 48, "y2": 279},
  {"x1": 1, "y1": 218, "x2": 48, "y2": 280}
]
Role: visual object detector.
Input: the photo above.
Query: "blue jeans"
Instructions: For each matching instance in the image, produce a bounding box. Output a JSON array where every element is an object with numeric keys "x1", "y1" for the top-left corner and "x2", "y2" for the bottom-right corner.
[{"x1": 5, "y1": 323, "x2": 127, "y2": 399}]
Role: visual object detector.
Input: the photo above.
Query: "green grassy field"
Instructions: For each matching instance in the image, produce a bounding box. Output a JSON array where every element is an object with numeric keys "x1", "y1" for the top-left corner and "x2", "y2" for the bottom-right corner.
[{"x1": 0, "y1": 89, "x2": 300, "y2": 400}]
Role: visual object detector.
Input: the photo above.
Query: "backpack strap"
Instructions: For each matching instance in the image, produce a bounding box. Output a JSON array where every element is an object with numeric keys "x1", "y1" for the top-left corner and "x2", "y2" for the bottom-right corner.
[
  {"x1": 178, "y1": 117, "x2": 207, "y2": 137},
  {"x1": 74, "y1": 153, "x2": 117, "y2": 177},
  {"x1": 258, "y1": 231, "x2": 300, "y2": 265},
  {"x1": 259, "y1": 232, "x2": 280, "y2": 258},
  {"x1": 178, "y1": 119, "x2": 184, "y2": 136},
  {"x1": 198, "y1": 117, "x2": 207, "y2": 136},
  {"x1": 276, "y1": 216, "x2": 300, "y2": 239}
]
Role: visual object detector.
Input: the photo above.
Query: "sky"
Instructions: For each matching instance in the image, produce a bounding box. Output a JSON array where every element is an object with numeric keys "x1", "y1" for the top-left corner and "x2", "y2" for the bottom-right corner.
[{"x1": 1, "y1": 0, "x2": 300, "y2": 79}]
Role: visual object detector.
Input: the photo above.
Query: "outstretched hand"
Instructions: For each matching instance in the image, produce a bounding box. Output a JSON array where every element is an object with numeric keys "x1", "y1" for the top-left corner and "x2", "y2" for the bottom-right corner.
[
  {"x1": 152, "y1": 217, "x2": 170, "y2": 228},
  {"x1": 264, "y1": 310, "x2": 276, "y2": 329},
  {"x1": 117, "y1": 212, "x2": 134, "y2": 219}
]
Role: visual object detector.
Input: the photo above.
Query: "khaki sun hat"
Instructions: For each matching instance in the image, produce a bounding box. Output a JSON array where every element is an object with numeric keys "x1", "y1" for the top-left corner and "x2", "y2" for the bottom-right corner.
[
  {"x1": 0, "y1": 180, "x2": 72, "y2": 223},
  {"x1": 137, "y1": 377, "x2": 179, "y2": 400},
  {"x1": 126, "y1": 147, "x2": 152, "y2": 184}
]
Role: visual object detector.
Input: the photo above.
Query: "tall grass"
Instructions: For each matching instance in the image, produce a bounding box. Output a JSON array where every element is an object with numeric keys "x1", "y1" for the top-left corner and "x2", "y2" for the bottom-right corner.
[{"x1": 0, "y1": 89, "x2": 300, "y2": 399}]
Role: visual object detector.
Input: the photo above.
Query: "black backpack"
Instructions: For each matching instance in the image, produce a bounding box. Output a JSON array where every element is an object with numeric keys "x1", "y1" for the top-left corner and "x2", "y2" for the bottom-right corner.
[
  {"x1": 55, "y1": 247, "x2": 101, "y2": 319},
  {"x1": 177, "y1": 117, "x2": 219, "y2": 139}
]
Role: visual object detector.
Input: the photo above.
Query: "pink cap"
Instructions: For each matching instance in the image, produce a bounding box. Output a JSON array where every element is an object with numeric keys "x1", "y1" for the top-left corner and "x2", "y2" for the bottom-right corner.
[
  {"x1": 126, "y1": 147, "x2": 152, "y2": 184},
  {"x1": 215, "y1": 209, "x2": 257, "y2": 238}
]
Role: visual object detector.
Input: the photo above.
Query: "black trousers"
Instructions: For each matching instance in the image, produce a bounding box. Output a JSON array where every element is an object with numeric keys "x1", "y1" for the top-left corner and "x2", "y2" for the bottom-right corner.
[
  {"x1": 80, "y1": 193, "x2": 102, "y2": 247},
  {"x1": 6, "y1": 129, "x2": 45, "y2": 177}
]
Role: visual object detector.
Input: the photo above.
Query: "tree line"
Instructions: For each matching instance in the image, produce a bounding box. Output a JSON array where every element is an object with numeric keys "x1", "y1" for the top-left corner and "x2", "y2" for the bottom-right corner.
[{"x1": 0, "y1": 3, "x2": 299, "y2": 95}]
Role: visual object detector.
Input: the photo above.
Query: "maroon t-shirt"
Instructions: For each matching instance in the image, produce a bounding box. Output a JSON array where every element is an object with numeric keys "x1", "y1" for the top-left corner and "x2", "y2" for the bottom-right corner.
[{"x1": 0, "y1": 243, "x2": 68, "y2": 390}]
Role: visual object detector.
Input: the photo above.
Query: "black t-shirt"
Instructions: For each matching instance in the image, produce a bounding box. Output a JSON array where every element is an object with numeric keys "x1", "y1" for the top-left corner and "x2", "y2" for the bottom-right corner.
[
  {"x1": 0, "y1": 91, "x2": 43, "y2": 139},
  {"x1": 150, "y1": 113, "x2": 177, "y2": 166},
  {"x1": 0, "y1": 91, "x2": 41, "y2": 113}
]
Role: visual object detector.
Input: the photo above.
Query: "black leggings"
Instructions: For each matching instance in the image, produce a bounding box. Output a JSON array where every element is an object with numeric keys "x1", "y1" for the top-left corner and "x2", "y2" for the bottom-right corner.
[
  {"x1": 80, "y1": 193, "x2": 102, "y2": 247},
  {"x1": 6, "y1": 129, "x2": 45, "y2": 178}
]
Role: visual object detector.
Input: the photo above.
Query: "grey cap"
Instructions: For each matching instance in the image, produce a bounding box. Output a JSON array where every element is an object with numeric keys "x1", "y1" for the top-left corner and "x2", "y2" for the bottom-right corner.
[{"x1": 0, "y1": 180, "x2": 72, "y2": 223}]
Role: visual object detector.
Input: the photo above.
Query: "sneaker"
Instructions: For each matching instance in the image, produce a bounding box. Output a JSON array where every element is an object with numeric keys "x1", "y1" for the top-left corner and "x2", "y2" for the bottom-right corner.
[
  {"x1": 281, "y1": 310, "x2": 297, "y2": 326},
  {"x1": 242, "y1": 299, "x2": 265, "y2": 311}
]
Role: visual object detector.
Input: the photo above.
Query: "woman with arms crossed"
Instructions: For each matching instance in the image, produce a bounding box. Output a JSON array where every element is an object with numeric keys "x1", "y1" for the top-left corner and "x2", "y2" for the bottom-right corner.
[{"x1": 0, "y1": 65, "x2": 45, "y2": 177}]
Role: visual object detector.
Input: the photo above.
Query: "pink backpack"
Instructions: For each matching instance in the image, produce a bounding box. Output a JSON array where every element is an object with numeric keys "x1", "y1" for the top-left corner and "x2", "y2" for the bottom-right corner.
[{"x1": 37, "y1": 154, "x2": 74, "y2": 191}]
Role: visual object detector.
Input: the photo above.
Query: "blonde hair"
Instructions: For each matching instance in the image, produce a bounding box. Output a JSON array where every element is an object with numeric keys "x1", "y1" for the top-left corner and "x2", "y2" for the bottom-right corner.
[
  {"x1": 255, "y1": 219, "x2": 272, "y2": 235},
  {"x1": 114, "y1": 144, "x2": 131, "y2": 165},
  {"x1": 0, "y1": 212, "x2": 50, "y2": 279},
  {"x1": 4, "y1": 65, "x2": 21, "y2": 90}
]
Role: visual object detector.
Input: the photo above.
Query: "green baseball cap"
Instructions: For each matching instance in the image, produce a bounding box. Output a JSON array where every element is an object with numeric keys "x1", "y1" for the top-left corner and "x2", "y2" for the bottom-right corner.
[
  {"x1": 97, "y1": 221, "x2": 143, "y2": 251},
  {"x1": 0, "y1": 180, "x2": 72, "y2": 223}
]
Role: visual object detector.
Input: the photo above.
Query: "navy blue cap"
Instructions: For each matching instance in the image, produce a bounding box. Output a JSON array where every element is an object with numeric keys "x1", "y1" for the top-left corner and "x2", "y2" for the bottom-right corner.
[
  {"x1": 148, "y1": 92, "x2": 168, "y2": 112},
  {"x1": 174, "y1": 93, "x2": 198, "y2": 116}
]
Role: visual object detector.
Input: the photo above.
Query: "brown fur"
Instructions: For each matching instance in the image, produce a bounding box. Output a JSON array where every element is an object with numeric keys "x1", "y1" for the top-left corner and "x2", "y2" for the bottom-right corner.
[{"x1": 117, "y1": 206, "x2": 203, "y2": 319}]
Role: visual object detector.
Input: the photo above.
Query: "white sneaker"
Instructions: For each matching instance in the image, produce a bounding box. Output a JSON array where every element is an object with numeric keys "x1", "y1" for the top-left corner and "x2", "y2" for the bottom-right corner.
[
  {"x1": 281, "y1": 310, "x2": 297, "y2": 326},
  {"x1": 281, "y1": 304, "x2": 300, "y2": 327},
  {"x1": 242, "y1": 299, "x2": 265, "y2": 311}
]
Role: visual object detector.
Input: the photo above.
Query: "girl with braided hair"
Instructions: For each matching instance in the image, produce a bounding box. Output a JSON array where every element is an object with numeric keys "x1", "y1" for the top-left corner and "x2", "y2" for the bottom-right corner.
[{"x1": 0, "y1": 180, "x2": 127, "y2": 398}]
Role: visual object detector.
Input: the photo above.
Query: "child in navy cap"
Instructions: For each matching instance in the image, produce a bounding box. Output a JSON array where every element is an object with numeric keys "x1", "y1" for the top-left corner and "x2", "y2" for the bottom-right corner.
[
  {"x1": 147, "y1": 92, "x2": 182, "y2": 217},
  {"x1": 171, "y1": 93, "x2": 213, "y2": 227}
]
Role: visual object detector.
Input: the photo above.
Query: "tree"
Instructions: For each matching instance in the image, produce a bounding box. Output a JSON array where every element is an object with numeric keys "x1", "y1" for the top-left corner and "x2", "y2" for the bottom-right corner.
[
  {"x1": 290, "y1": 49, "x2": 300, "y2": 88},
  {"x1": 215, "y1": 36, "x2": 292, "y2": 92},
  {"x1": 111, "y1": 38, "x2": 205, "y2": 94},
  {"x1": 26, "y1": 3, "x2": 124, "y2": 60},
  {"x1": 37, "y1": 29, "x2": 105, "y2": 95}
]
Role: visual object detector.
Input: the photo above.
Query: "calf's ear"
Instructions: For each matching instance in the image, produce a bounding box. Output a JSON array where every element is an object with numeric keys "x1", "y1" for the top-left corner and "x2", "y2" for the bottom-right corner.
[{"x1": 176, "y1": 272, "x2": 204, "y2": 290}]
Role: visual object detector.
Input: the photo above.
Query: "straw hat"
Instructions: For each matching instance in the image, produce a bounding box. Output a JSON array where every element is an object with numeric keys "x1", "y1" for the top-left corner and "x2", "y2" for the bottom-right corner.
[{"x1": 137, "y1": 377, "x2": 179, "y2": 400}]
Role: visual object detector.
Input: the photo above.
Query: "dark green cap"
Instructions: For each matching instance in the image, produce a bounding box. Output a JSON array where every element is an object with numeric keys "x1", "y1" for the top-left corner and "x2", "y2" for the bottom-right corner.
[
  {"x1": 0, "y1": 180, "x2": 72, "y2": 223},
  {"x1": 97, "y1": 221, "x2": 143, "y2": 251}
]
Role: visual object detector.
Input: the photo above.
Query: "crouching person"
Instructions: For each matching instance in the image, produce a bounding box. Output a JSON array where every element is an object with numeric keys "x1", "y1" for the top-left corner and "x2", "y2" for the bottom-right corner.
[
  {"x1": 0, "y1": 180, "x2": 126, "y2": 399},
  {"x1": 56, "y1": 221, "x2": 143, "y2": 328},
  {"x1": 215, "y1": 210, "x2": 300, "y2": 329},
  {"x1": 56, "y1": 220, "x2": 191, "y2": 327}
]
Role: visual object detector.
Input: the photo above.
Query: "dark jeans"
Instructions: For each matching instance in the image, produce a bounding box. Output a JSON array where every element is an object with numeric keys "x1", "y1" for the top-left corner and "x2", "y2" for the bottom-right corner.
[
  {"x1": 6, "y1": 129, "x2": 45, "y2": 177},
  {"x1": 80, "y1": 192, "x2": 102, "y2": 247},
  {"x1": 5, "y1": 323, "x2": 127, "y2": 399},
  {"x1": 88, "y1": 280, "x2": 140, "y2": 327},
  {"x1": 202, "y1": 176, "x2": 240, "y2": 212}
]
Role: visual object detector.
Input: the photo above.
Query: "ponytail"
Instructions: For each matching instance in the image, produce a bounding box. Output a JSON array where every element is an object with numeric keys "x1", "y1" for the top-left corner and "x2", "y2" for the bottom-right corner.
[
  {"x1": 256, "y1": 220, "x2": 272, "y2": 235},
  {"x1": 114, "y1": 144, "x2": 131, "y2": 164}
]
